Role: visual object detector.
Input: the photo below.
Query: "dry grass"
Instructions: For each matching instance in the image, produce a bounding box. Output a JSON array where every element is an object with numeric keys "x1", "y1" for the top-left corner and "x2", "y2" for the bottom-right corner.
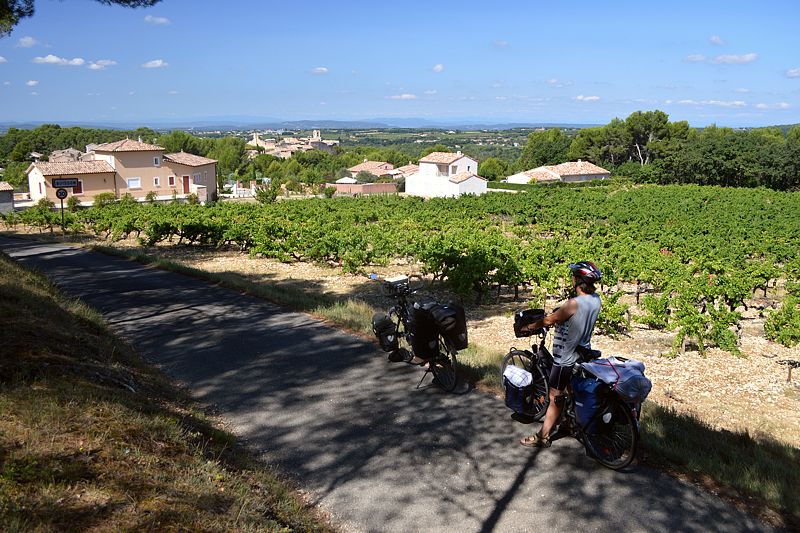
[{"x1": 0, "y1": 252, "x2": 335, "y2": 532}]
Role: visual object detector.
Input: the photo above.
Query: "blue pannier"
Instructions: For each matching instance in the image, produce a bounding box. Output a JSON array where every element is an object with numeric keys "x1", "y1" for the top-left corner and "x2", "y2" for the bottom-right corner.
[{"x1": 571, "y1": 374, "x2": 604, "y2": 433}]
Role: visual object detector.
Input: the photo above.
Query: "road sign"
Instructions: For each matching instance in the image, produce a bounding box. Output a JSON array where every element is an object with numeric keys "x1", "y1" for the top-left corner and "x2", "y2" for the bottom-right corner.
[
  {"x1": 56, "y1": 188, "x2": 68, "y2": 200},
  {"x1": 53, "y1": 178, "x2": 79, "y2": 188}
]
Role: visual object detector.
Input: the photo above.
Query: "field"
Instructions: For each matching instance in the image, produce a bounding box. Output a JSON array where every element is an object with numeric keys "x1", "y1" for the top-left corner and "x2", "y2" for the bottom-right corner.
[{"x1": 4, "y1": 182, "x2": 800, "y2": 525}]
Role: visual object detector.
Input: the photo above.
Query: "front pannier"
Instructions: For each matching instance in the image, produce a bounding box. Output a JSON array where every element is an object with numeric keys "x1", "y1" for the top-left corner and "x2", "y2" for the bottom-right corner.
[
  {"x1": 372, "y1": 313, "x2": 398, "y2": 352},
  {"x1": 430, "y1": 302, "x2": 468, "y2": 350},
  {"x1": 407, "y1": 303, "x2": 440, "y2": 360}
]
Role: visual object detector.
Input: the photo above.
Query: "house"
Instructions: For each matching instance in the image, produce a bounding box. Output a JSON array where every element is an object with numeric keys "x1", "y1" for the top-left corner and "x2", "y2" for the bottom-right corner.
[
  {"x1": 0, "y1": 182, "x2": 14, "y2": 213},
  {"x1": 405, "y1": 151, "x2": 487, "y2": 197},
  {"x1": 26, "y1": 138, "x2": 218, "y2": 205},
  {"x1": 506, "y1": 160, "x2": 610, "y2": 185},
  {"x1": 248, "y1": 130, "x2": 338, "y2": 159},
  {"x1": 335, "y1": 176, "x2": 358, "y2": 184},
  {"x1": 347, "y1": 160, "x2": 394, "y2": 178},
  {"x1": 387, "y1": 163, "x2": 419, "y2": 180},
  {"x1": 326, "y1": 182, "x2": 397, "y2": 196},
  {"x1": 49, "y1": 147, "x2": 85, "y2": 162}
]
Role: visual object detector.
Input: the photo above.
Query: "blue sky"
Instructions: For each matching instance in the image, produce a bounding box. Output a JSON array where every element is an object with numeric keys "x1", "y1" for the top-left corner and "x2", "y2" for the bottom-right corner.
[{"x1": 1, "y1": 0, "x2": 799, "y2": 127}]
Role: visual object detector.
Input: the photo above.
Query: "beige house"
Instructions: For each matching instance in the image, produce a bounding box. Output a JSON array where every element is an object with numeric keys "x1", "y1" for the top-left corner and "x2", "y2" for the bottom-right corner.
[
  {"x1": 27, "y1": 139, "x2": 217, "y2": 204},
  {"x1": 0, "y1": 181, "x2": 14, "y2": 214},
  {"x1": 506, "y1": 160, "x2": 610, "y2": 185},
  {"x1": 347, "y1": 160, "x2": 394, "y2": 178}
]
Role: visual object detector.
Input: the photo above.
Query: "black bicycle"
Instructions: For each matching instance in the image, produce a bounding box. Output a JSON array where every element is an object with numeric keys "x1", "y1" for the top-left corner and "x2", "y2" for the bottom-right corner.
[
  {"x1": 372, "y1": 274, "x2": 462, "y2": 392},
  {"x1": 501, "y1": 327, "x2": 640, "y2": 470}
]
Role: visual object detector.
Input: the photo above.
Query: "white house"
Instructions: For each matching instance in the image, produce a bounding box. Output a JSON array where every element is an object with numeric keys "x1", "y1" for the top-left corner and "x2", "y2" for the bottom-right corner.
[
  {"x1": 405, "y1": 151, "x2": 487, "y2": 197},
  {"x1": 507, "y1": 160, "x2": 610, "y2": 185}
]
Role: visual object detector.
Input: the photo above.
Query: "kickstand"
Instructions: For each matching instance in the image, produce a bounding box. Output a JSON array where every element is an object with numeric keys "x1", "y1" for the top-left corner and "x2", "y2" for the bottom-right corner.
[{"x1": 416, "y1": 367, "x2": 432, "y2": 389}]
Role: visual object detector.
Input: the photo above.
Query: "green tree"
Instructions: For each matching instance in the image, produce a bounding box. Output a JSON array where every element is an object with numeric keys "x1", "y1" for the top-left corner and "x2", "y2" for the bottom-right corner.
[
  {"x1": 1, "y1": 2, "x2": 163, "y2": 37},
  {"x1": 625, "y1": 110, "x2": 670, "y2": 165},
  {"x1": 478, "y1": 157, "x2": 508, "y2": 180},
  {"x1": 518, "y1": 128, "x2": 571, "y2": 169}
]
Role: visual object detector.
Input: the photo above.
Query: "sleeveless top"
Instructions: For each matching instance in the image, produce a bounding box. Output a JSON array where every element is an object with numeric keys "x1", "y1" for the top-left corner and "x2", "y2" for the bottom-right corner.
[{"x1": 552, "y1": 293, "x2": 602, "y2": 366}]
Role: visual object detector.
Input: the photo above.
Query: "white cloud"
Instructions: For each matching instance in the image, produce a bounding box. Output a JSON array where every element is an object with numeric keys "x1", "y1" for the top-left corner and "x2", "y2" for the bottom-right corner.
[
  {"x1": 388, "y1": 93, "x2": 417, "y2": 100},
  {"x1": 685, "y1": 54, "x2": 706, "y2": 62},
  {"x1": 0, "y1": 56, "x2": 6, "y2": 64},
  {"x1": 3, "y1": 81, "x2": 9, "y2": 86},
  {"x1": 310, "y1": 66, "x2": 329, "y2": 75},
  {"x1": 16, "y1": 36, "x2": 38, "y2": 48},
  {"x1": 432, "y1": 63, "x2": 444, "y2": 73},
  {"x1": 574, "y1": 94, "x2": 600, "y2": 102},
  {"x1": 424, "y1": 89, "x2": 438, "y2": 95},
  {"x1": 548, "y1": 78, "x2": 572, "y2": 88},
  {"x1": 88, "y1": 59, "x2": 117, "y2": 70},
  {"x1": 128, "y1": 91, "x2": 135, "y2": 95},
  {"x1": 755, "y1": 102, "x2": 790, "y2": 110},
  {"x1": 144, "y1": 15, "x2": 171, "y2": 25},
  {"x1": 142, "y1": 59, "x2": 168, "y2": 68},
  {"x1": 30, "y1": 91, "x2": 38, "y2": 96},
  {"x1": 33, "y1": 54, "x2": 85, "y2": 66},
  {"x1": 675, "y1": 99, "x2": 747, "y2": 108},
  {"x1": 710, "y1": 35, "x2": 725, "y2": 45},
  {"x1": 168, "y1": 90, "x2": 179, "y2": 95},
  {"x1": 786, "y1": 68, "x2": 800, "y2": 78},
  {"x1": 495, "y1": 96, "x2": 508, "y2": 101},
  {"x1": 26, "y1": 80, "x2": 38, "y2": 86},
  {"x1": 734, "y1": 87, "x2": 751, "y2": 93},
  {"x1": 711, "y1": 53, "x2": 757, "y2": 64},
  {"x1": 492, "y1": 39, "x2": 508, "y2": 47}
]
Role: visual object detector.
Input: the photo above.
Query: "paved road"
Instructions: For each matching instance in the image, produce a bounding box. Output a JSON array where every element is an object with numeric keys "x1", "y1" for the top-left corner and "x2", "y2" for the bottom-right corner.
[{"x1": 1, "y1": 236, "x2": 772, "y2": 533}]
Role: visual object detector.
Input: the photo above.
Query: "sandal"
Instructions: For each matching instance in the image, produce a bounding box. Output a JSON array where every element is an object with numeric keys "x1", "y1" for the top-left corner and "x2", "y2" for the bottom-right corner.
[{"x1": 520, "y1": 433, "x2": 551, "y2": 448}]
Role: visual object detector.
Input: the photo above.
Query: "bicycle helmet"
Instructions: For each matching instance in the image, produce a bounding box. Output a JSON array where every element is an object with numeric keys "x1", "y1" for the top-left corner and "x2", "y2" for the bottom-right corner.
[{"x1": 568, "y1": 261, "x2": 602, "y2": 283}]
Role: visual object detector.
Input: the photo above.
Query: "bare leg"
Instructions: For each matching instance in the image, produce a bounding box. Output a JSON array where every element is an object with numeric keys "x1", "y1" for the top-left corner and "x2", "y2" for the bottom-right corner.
[{"x1": 540, "y1": 387, "x2": 564, "y2": 439}]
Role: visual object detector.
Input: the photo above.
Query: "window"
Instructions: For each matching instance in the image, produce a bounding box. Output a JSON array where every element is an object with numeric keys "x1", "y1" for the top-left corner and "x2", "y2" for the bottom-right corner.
[
  {"x1": 451, "y1": 165, "x2": 457, "y2": 174},
  {"x1": 203, "y1": 170, "x2": 208, "y2": 183},
  {"x1": 154, "y1": 176, "x2": 161, "y2": 187},
  {"x1": 39, "y1": 182, "x2": 42, "y2": 195},
  {"x1": 153, "y1": 156, "x2": 160, "y2": 167},
  {"x1": 193, "y1": 173, "x2": 201, "y2": 184},
  {"x1": 467, "y1": 165, "x2": 471, "y2": 171},
  {"x1": 168, "y1": 175, "x2": 175, "y2": 187},
  {"x1": 74, "y1": 180, "x2": 83, "y2": 194},
  {"x1": 127, "y1": 177, "x2": 141, "y2": 189}
]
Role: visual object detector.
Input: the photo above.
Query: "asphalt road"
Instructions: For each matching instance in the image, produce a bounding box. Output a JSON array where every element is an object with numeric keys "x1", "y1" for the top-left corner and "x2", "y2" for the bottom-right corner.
[{"x1": 0, "y1": 236, "x2": 773, "y2": 533}]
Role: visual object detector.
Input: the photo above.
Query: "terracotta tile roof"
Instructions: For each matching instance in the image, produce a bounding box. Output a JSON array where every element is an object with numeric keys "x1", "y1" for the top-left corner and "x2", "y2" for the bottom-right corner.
[
  {"x1": 547, "y1": 160, "x2": 610, "y2": 176},
  {"x1": 419, "y1": 151, "x2": 465, "y2": 164},
  {"x1": 524, "y1": 168, "x2": 561, "y2": 182},
  {"x1": 395, "y1": 164, "x2": 419, "y2": 175},
  {"x1": 348, "y1": 160, "x2": 394, "y2": 173},
  {"x1": 93, "y1": 138, "x2": 164, "y2": 152},
  {"x1": 0, "y1": 181, "x2": 13, "y2": 191},
  {"x1": 164, "y1": 152, "x2": 217, "y2": 167},
  {"x1": 31, "y1": 161, "x2": 115, "y2": 176},
  {"x1": 449, "y1": 172, "x2": 486, "y2": 184}
]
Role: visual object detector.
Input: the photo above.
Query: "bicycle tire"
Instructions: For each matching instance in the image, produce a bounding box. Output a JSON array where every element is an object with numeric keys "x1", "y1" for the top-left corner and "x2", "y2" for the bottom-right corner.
[
  {"x1": 500, "y1": 349, "x2": 549, "y2": 421},
  {"x1": 430, "y1": 335, "x2": 458, "y2": 392},
  {"x1": 582, "y1": 395, "x2": 639, "y2": 470}
]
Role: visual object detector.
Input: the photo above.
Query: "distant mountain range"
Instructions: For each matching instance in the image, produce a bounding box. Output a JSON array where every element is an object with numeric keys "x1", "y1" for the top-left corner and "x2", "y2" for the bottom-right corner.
[{"x1": 0, "y1": 117, "x2": 601, "y2": 133}]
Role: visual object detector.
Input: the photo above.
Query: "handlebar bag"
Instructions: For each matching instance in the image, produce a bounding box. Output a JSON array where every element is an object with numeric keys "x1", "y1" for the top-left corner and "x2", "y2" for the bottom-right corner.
[
  {"x1": 371, "y1": 313, "x2": 399, "y2": 352},
  {"x1": 513, "y1": 308, "x2": 545, "y2": 337}
]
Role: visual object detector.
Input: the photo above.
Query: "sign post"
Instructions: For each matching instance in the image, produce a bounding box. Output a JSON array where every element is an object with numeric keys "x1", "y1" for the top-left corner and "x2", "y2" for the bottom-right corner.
[{"x1": 55, "y1": 188, "x2": 68, "y2": 227}]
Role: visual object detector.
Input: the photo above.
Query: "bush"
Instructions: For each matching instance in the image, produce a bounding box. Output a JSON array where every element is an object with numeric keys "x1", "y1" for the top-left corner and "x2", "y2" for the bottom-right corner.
[
  {"x1": 323, "y1": 186, "x2": 336, "y2": 198},
  {"x1": 255, "y1": 185, "x2": 278, "y2": 204},
  {"x1": 92, "y1": 192, "x2": 117, "y2": 208},
  {"x1": 596, "y1": 290, "x2": 630, "y2": 337},
  {"x1": 145, "y1": 191, "x2": 158, "y2": 203},
  {"x1": 186, "y1": 193, "x2": 200, "y2": 205},
  {"x1": 764, "y1": 297, "x2": 800, "y2": 347}
]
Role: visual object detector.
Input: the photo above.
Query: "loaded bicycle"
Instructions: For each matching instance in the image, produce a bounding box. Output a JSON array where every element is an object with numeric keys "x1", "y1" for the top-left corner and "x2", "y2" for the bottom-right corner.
[
  {"x1": 371, "y1": 274, "x2": 467, "y2": 392},
  {"x1": 501, "y1": 310, "x2": 648, "y2": 469}
]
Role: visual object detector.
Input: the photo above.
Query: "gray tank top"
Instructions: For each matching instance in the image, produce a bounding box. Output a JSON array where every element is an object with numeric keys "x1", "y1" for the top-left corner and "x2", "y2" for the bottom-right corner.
[{"x1": 552, "y1": 294, "x2": 602, "y2": 366}]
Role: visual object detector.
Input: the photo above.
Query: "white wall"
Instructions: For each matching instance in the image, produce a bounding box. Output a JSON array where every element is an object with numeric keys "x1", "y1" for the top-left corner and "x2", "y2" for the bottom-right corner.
[
  {"x1": 406, "y1": 173, "x2": 486, "y2": 197},
  {"x1": 506, "y1": 171, "x2": 533, "y2": 184},
  {"x1": 27, "y1": 168, "x2": 46, "y2": 201}
]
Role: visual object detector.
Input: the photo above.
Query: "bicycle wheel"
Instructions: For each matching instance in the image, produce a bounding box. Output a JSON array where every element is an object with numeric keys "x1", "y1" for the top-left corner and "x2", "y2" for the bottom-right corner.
[
  {"x1": 500, "y1": 349, "x2": 549, "y2": 421},
  {"x1": 582, "y1": 396, "x2": 639, "y2": 470},
  {"x1": 430, "y1": 336, "x2": 458, "y2": 392}
]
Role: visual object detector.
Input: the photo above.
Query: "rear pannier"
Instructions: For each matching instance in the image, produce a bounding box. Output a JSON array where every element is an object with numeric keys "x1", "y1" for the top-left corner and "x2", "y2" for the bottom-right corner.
[
  {"x1": 372, "y1": 313, "x2": 398, "y2": 352},
  {"x1": 407, "y1": 305, "x2": 440, "y2": 359},
  {"x1": 430, "y1": 302, "x2": 468, "y2": 350}
]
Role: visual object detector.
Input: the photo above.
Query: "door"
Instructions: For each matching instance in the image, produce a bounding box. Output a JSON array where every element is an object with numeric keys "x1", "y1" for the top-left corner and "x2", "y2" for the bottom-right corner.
[{"x1": 182, "y1": 176, "x2": 190, "y2": 194}]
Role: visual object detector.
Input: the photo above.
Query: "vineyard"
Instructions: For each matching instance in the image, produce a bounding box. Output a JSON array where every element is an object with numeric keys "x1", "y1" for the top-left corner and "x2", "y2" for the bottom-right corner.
[{"x1": 5, "y1": 182, "x2": 800, "y2": 353}]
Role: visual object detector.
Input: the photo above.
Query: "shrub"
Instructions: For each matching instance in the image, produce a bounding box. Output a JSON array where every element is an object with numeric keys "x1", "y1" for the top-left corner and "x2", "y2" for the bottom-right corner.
[
  {"x1": 93, "y1": 192, "x2": 117, "y2": 209},
  {"x1": 145, "y1": 191, "x2": 158, "y2": 203},
  {"x1": 186, "y1": 193, "x2": 200, "y2": 205},
  {"x1": 66, "y1": 195, "x2": 81, "y2": 212},
  {"x1": 764, "y1": 297, "x2": 800, "y2": 347},
  {"x1": 255, "y1": 185, "x2": 278, "y2": 204},
  {"x1": 596, "y1": 290, "x2": 630, "y2": 337},
  {"x1": 323, "y1": 186, "x2": 336, "y2": 198}
]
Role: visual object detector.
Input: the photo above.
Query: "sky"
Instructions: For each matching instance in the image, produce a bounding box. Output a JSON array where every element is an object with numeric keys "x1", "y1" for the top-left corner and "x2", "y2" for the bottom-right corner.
[{"x1": 0, "y1": 0, "x2": 799, "y2": 127}]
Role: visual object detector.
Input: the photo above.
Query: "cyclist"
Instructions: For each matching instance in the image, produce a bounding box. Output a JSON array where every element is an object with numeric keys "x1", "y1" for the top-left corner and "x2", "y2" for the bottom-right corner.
[{"x1": 519, "y1": 261, "x2": 603, "y2": 448}]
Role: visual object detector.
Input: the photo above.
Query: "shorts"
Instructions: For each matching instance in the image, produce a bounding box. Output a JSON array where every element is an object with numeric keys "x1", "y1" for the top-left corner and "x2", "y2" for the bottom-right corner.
[{"x1": 548, "y1": 364, "x2": 574, "y2": 391}]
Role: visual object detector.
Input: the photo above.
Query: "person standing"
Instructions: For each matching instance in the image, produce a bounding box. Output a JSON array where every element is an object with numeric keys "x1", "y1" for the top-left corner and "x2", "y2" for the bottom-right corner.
[{"x1": 519, "y1": 261, "x2": 603, "y2": 448}]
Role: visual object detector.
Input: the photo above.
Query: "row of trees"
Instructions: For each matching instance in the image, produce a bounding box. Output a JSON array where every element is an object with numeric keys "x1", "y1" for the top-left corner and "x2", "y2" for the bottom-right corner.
[{"x1": 494, "y1": 110, "x2": 800, "y2": 190}]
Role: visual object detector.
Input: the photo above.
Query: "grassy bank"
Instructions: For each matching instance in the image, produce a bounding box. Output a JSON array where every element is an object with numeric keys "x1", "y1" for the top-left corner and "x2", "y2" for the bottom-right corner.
[
  {"x1": 90, "y1": 244, "x2": 799, "y2": 529},
  {"x1": 0, "y1": 251, "x2": 335, "y2": 532}
]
